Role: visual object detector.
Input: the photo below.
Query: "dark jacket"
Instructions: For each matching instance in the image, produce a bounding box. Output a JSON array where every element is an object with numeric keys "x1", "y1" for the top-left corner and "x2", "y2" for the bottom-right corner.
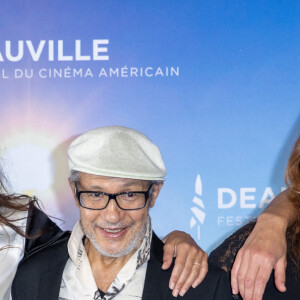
[{"x1": 12, "y1": 207, "x2": 232, "y2": 300}]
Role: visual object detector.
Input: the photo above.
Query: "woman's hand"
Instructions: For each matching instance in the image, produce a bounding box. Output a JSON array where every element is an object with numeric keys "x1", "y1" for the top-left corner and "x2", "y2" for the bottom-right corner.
[
  {"x1": 162, "y1": 230, "x2": 208, "y2": 297},
  {"x1": 231, "y1": 213, "x2": 288, "y2": 300}
]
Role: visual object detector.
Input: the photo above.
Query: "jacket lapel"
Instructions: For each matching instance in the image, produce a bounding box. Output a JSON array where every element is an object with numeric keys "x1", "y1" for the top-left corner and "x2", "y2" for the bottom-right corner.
[
  {"x1": 37, "y1": 257, "x2": 70, "y2": 300},
  {"x1": 142, "y1": 232, "x2": 173, "y2": 300}
]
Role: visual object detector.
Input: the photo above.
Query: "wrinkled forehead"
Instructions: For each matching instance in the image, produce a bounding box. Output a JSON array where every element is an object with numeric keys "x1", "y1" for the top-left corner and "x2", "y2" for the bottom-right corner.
[{"x1": 78, "y1": 172, "x2": 151, "y2": 189}]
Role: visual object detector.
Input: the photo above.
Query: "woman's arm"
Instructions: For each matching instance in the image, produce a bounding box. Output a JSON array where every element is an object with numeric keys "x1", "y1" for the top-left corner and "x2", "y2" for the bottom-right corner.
[{"x1": 231, "y1": 189, "x2": 296, "y2": 300}]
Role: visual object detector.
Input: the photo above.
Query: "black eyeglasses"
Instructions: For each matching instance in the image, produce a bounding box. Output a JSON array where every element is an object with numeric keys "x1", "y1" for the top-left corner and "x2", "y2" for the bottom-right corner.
[{"x1": 75, "y1": 183, "x2": 152, "y2": 211}]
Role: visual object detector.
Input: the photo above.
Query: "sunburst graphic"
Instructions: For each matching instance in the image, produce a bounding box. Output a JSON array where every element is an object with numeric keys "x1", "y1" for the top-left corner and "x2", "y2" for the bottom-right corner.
[
  {"x1": 0, "y1": 98, "x2": 79, "y2": 228},
  {"x1": 190, "y1": 174, "x2": 206, "y2": 240}
]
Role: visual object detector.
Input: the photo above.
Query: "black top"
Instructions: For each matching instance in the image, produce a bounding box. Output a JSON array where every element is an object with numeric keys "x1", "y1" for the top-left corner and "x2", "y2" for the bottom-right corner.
[
  {"x1": 96, "y1": 289, "x2": 105, "y2": 299},
  {"x1": 209, "y1": 222, "x2": 300, "y2": 300}
]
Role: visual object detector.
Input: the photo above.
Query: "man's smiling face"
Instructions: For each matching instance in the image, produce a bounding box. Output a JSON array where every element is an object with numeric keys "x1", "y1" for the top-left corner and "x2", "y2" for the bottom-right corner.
[{"x1": 71, "y1": 172, "x2": 162, "y2": 257}]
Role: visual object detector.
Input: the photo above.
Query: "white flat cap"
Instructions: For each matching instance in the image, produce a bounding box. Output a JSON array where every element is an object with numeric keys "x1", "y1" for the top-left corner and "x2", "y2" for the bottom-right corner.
[{"x1": 68, "y1": 126, "x2": 166, "y2": 181}]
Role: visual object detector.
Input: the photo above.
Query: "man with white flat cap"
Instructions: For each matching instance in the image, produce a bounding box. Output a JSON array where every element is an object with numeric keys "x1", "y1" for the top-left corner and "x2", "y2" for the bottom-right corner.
[{"x1": 12, "y1": 126, "x2": 231, "y2": 300}]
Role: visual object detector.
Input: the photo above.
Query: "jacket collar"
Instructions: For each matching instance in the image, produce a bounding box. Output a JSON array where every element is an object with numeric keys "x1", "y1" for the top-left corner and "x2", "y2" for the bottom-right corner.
[{"x1": 24, "y1": 202, "x2": 66, "y2": 258}]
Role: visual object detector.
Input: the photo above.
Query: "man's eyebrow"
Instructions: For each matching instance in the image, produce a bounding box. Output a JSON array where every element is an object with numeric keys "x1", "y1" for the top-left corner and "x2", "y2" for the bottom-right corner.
[
  {"x1": 121, "y1": 181, "x2": 145, "y2": 188},
  {"x1": 87, "y1": 185, "x2": 104, "y2": 190},
  {"x1": 85, "y1": 181, "x2": 146, "y2": 190}
]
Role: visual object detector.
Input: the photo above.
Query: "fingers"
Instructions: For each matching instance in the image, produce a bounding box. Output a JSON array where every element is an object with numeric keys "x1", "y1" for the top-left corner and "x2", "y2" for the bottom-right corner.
[
  {"x1": 162, "y1": 230, "x2": 208, "y2": 296},
  {"x1": 169, "y1": 243, "x2": 189, "y2": 294},
  {"x1": 243, "y1": 262, "x2": 261, "y2": 300},
  {"x1": 162, "y1": 243, "x2": 176, "y2": 270},
  {"x1": 232, "y1": 248, "x2": 276, "y2": 300},
  {"x1": 177, "y1": 252, "x2": 208, "y2": 297},
  {"x1": 230, "y1": 213, "x2": 288, "y2": 300},
  {"x1": 231, "y1": 250, "x2": 243, "y2": 295},
  {"x1": 235, "y1": 250, "x2": 250, "y2": 298},
  {"x1": 251, "y1": 266, "x2": 273, "y2": 300},
  {"x1": 178, "y1": 260, "x2": 208, "y2": 297},
  {"x1": 274, "y1": 258, "x2": 287, "y2": 292},
  {"x1": 192, "y1": 254, "x2": 208, "y2": 288},
  {"x1": 171, "y1": 246, "x2": 208, "y2": 297}
]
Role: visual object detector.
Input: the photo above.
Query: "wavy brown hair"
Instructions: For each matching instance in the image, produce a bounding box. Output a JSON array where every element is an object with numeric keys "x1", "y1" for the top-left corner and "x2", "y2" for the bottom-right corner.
[
  {"x1": 285, "y1": 135, "x2": 300, "y2": 262},
  {"x1": 0, "y1": 171, "x2": 35, "y2": 238}
]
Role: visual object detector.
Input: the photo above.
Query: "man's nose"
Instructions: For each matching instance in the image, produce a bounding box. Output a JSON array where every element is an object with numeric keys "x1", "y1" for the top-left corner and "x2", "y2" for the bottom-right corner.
[{"x1": 103, "y1": 197, "x2": 123, "y2": 223}]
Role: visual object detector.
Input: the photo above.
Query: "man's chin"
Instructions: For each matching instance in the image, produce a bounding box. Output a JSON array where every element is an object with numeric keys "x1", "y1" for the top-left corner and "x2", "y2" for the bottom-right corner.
[
  {"x1": 92, "y1": 242, "x2": 135, "y2": 258},
  {"x1": 87, "y1": 233, "x2": 142, "y2": 258}
]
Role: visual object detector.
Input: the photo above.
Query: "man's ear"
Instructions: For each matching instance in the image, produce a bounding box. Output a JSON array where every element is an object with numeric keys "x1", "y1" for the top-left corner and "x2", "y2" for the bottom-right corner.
[
  {"x1": 149, "y1": 182, "x2": 164, "y2": 208},
  {"x1": 69, "y1": 179, "x2": 80, "y2": 208}
]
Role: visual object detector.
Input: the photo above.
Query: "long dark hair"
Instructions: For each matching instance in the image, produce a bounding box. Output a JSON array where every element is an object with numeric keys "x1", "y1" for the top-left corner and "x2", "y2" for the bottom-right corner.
[
  {"x1": 0, "y1": 170, "x2": 35, "y2": 238},
  {"x1": 285, "y1": 135, "x2": 300, "y2": 262}
]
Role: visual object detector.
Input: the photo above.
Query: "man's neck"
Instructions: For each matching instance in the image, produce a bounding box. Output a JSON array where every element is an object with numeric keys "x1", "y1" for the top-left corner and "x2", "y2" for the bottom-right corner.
[{"x1": 84, "y1": 238, "x2": 140, "y2": 293}]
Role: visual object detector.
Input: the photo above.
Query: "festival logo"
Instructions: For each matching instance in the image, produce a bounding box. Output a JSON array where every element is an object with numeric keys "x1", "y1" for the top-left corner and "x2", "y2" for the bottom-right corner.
[
  {"x1": 0, "y1": 39, "x2": 180, "y2": 79},
  {"x1": 190, "y1": 174, "x2": 206, "y2": 240}
]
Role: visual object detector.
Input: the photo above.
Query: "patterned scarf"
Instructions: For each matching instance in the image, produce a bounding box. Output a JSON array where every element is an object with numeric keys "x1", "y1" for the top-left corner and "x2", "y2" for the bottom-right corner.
[{"x1": 93, "y1": 217, "x2": 152, "y2": 300}]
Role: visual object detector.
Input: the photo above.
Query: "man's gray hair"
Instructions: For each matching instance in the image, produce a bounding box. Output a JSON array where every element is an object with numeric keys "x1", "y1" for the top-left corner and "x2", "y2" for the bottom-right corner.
[{"x1": 69, "y1": 170, "x2": 81, "y2": 184}]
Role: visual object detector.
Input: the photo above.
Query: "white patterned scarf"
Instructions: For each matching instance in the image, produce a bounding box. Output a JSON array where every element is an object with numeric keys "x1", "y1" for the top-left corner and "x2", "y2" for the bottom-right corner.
[{"x1": 59, "y1": 217, "x2": 152, "y2": 300}]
